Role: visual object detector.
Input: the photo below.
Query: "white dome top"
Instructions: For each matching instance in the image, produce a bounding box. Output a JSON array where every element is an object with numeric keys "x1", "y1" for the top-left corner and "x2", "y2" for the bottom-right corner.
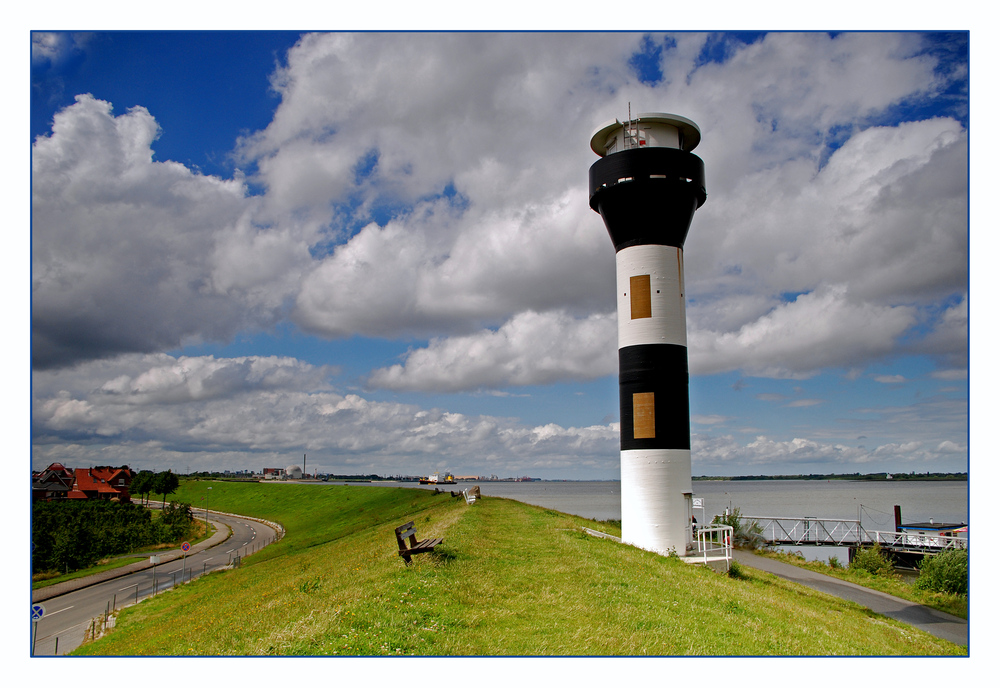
[{"x1": 590, "y1": 112, "x2": 701, "y2": 156}]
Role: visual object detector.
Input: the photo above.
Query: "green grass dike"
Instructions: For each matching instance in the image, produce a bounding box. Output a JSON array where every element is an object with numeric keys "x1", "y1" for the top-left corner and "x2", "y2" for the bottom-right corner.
[{"x1": 73, "y1": 481, "x2": 965, "y2": 656}]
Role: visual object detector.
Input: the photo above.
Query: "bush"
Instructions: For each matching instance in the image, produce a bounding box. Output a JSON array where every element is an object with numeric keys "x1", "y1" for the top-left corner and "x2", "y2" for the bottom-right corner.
[
  {"x1": 914, "y1": 548, "x2": 968, "y2": 596},
  {"x1": 711, "y1": 508, "x2": 766, "y2": 550},
  {"x1": 32, "y1": 499, "x2": 193, "y2": 574},
  {"x1": 727, "y1": 560, "x2": 750, "y2": 580},
  {"x1": 849, "y1": 544, "x2": 895, "y2": 577},
  {"x1": 827, "y1": 555, "x2": 843, "y2": 569}
]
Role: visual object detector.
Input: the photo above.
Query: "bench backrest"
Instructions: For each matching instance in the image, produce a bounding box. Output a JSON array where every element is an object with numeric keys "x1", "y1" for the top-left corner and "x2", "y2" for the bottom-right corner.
[{"x1": 395, "y1": 521, "x2": 418, "y2": 549}]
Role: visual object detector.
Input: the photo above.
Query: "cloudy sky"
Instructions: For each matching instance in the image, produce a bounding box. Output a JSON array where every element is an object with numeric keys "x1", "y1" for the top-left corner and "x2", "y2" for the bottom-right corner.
[{"x1": 29, "y1": 29, "x2": 969, "y2": 479}]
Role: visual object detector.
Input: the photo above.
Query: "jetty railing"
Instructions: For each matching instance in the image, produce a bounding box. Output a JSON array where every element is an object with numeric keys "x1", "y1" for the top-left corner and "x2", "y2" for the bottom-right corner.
[
  {"x1": 869, "y1": 530, "x2": 968, "y2": 552},
  {"x1": 739, "y1": 516, "x2": 968, "y2": 551},
  {"x1": 741, "y1": 516, "x2": 869, "y2": 546}
]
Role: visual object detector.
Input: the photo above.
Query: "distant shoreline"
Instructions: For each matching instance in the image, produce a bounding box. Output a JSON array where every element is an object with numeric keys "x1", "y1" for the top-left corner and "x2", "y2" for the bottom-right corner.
[
  {"x1": 190, "y1": 472, "x2": 969, "y2": 484},
  {"x1": 691, "y1": 473, "x2": 968, "y2": 482}
]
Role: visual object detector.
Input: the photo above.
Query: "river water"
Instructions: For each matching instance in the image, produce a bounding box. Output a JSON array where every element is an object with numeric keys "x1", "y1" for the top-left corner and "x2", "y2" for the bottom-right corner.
[{"x1": 343, "y1": 478, "x2": 969, "y2": 563}]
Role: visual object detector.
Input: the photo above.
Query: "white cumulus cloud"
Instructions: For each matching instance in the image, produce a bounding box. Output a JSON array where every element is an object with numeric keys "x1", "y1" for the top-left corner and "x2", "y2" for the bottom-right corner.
[{"x1": 367, "y1": 310, "x2": 617, "y2": 391}]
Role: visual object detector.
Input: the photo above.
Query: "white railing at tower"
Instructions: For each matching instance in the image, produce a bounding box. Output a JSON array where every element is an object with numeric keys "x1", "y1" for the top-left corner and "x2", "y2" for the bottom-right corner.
[{"x1": 694, "y1": 525, "x2": 733, "y2": 568}]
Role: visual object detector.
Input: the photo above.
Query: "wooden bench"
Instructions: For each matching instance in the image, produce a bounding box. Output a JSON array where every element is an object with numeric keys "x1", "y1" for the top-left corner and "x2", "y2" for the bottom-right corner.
[{"x1": 394, "y1": 521, "x2": 443, "y2": 564}]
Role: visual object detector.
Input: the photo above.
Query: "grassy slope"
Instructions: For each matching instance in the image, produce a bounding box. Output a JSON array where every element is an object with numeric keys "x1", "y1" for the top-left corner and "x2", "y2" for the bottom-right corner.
[{"x1": 74, "y1": 482, "x2": 964, "y2": 656}]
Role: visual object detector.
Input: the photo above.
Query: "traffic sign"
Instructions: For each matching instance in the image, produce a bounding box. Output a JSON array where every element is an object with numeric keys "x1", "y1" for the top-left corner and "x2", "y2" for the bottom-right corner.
[
  {"x1": 31, "y1": 604, "x2": 45, "y2": 621},
  {"x1": 181, "y1": 542, "x2": 190, "y2": 552}
]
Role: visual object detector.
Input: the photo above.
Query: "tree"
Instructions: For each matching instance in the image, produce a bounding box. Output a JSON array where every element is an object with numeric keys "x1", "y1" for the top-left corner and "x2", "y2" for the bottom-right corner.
[
  {"x1": 130, "y1": 470, "x2": 155, "y2": 506},
  {"x1": 153, "y1": 470, "x2": 180, "y2": 508},
  {"x1": 158, "y1": 501, "x2": 194, "y2": 541}
]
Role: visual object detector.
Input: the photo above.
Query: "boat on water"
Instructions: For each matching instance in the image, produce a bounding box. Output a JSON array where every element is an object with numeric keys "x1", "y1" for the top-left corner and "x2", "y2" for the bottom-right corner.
[{"x1": 419, "y1": 472, "x2": 456, "y2": 485}]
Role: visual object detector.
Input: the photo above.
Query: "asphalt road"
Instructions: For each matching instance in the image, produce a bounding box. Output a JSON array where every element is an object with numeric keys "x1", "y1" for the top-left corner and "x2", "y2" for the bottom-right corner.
[
  {"x1": 732, "y1": 550, "x2": 968, "y2": 648},
  {"x1": 30, "y1": 511, "x2": 279, "y2": 656}
]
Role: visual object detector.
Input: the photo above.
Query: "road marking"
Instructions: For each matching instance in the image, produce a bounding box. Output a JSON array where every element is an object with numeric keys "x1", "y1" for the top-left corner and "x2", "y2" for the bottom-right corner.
[
  {"x1": 47, "y1": 605, "x2": 74, "y2": 617},
  {"x1": 55, "y1": 620, "x2": 88, "y2": 635},
  {"x1": 119, "y1": 583, "x2": 140, "y2": 591}
]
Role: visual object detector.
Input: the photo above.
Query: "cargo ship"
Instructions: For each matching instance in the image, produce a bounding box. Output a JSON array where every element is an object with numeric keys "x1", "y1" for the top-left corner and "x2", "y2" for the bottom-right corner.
[{"x1": 419, "y1": 472, "x2": 456, "y2": 485}]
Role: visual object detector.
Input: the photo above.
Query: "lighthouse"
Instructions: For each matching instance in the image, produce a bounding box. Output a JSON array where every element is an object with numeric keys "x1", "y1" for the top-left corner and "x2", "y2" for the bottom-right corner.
[{"x1": 588, "y1": 112, "x2": 706, "y2": 556}]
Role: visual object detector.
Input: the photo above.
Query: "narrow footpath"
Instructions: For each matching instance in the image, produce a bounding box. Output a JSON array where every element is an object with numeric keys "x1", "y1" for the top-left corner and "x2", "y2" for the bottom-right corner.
[{"x1": 733, "y1": 550, "x2": 968, "y2": 648}]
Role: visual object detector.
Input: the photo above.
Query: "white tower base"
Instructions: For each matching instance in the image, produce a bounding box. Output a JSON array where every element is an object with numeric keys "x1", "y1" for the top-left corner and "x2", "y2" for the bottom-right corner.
[{"x1": 620, "y1": 449, "x2": 693, "y2": 555}]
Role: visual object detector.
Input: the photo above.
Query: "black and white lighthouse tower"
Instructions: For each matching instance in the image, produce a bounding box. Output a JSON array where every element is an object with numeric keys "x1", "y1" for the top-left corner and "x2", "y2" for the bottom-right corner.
[{"x1": 589, "y1": 112, "x2": 707, "y2": 556}]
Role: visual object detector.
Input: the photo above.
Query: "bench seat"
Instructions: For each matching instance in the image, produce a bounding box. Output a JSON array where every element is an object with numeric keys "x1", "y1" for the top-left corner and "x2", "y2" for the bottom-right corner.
[{"x1": 395, "y1": 521, "x2": 443, "y2": 563}]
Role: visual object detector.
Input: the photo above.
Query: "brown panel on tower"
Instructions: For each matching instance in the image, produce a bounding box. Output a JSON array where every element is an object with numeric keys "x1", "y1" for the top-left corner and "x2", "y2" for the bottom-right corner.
[
  {"x1": 630, "y1": 274, "x2": 652, "y2": 319},
  {"x1": 632, "y1": 392, "x2": 655, "y2": 439}
]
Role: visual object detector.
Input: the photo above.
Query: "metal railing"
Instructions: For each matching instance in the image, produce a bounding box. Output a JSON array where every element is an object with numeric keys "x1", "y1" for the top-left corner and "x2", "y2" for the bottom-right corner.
[
  {"x1": 694, "y1": 525, "x2": 733, "y2": 568},
  {"x1": 739, "y1": 516, "x2": 968, "y2": 551},
  {"x1": 870, "y1": 530, "x2": 968, "y2": 552},
  {"x1": 742, "y1": 516, "x2": 869, "y2": 546}
]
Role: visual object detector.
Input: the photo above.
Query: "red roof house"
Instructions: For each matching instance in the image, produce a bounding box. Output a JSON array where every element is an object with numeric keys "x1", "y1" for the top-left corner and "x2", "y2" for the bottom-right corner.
[
  {"x1": 31, "y1": 462, "x2": 75, "y2": 502},
  {"x1": 66, "y1": 466, "x2": 134, "y2": 502}
]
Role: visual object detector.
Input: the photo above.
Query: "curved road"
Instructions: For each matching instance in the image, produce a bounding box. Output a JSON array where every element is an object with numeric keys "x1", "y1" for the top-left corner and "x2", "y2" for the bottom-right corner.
[{"x1": 30, "y1": 511, "x2": 280, "y2": 656}]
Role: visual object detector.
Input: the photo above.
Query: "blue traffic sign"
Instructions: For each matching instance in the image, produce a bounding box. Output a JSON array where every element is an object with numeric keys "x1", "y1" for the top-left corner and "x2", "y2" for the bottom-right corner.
[
  {"x1": 31, "y1": 604, "x2": 45, "y2": 621},
  {"x1": 181, "y1": 542, "x2": 190, "y2": 552}
]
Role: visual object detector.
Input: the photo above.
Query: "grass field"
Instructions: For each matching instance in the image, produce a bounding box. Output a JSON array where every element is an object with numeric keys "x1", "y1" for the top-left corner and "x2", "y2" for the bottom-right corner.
[{"x1": 73, "y1": 481, "x2": 966, "y2": 656}]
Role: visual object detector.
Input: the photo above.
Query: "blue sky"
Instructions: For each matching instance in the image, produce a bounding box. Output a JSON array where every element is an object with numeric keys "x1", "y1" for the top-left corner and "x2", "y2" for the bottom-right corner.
[{"x1": 30, "y1": 30, "x2": 969, "y2": 479}]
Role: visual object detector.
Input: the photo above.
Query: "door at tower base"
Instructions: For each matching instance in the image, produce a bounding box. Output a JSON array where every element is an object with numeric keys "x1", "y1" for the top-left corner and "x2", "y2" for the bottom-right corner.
[{"x1": 620, "y1": 449, "x2": 693, "y2": 555}]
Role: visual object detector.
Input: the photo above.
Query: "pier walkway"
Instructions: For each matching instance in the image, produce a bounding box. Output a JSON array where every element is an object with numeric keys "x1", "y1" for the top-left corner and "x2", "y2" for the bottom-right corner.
[
  {"x1": 739, "y1": 516, "x2": 967, "y2": 552},
  {"x1": 733, "y1": 550, "x2": 968, "y2": 648}
]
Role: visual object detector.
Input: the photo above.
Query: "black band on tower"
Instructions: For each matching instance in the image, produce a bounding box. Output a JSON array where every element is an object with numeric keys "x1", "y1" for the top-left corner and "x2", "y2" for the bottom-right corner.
[
  {"x1": 589, "y1": 147, "x2": 707, "y2": 251},
  {"x1": 618, "y1": 344, "x2": 691, "y2": 451}
]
